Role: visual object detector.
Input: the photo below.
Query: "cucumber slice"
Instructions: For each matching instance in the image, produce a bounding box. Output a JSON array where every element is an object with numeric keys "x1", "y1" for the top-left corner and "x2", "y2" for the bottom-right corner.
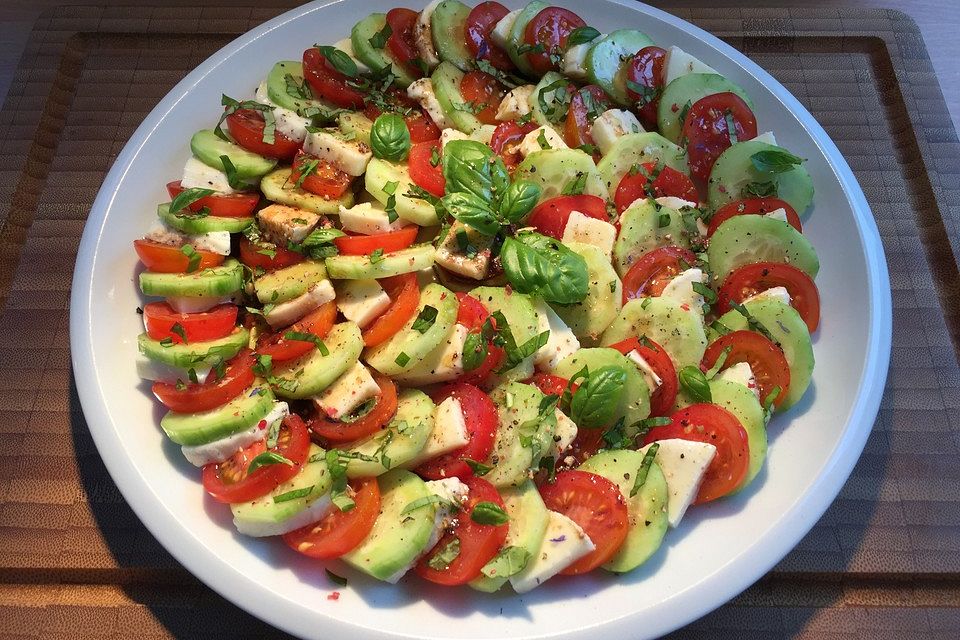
[
  {"x1": 485, "y1": 382, "x2": 557, "y2": 488},
  {"x1": 717, "y1": 299, "x2": 814, "y2": 410},
  {"x1": 470, "y1": 286, "x2": 541, "y2": 382},
  {"x1": 430, "y1": 1, "x2": 473, "y2": 71},
  {"x1": 365, "y1": 283, "x2": 459, "y2": 376},
  {"x1": 529, "y1": 71, "x2": 566, "y2": 129},
  {"x1": 596, "y1": 132, "x2": 688, "y2": 197},
  {"x1": 506, "y1": 1, "x2": 549, "y2": 77},
  {"x1": 613, "y1": 198, "x2": 691, "y2": 277},
  {"x1": 338, "y1": 111, "x2": 374, "y2": 145},
  {"x1": 551, "y1": 242, "x2": 622, "y2": 344},
  {"x1": 707, "y1": 140, "x2": 815, "y2": 214},
  {"x1": 325, "y1": 244, "x2": 436, "y2": 280},
  {"x1": 260, "y1": 168, "x2": 354, "y2": 215},
  {"x1": 365, "y1": 158, "x2": 442, "y2": 225},
  {"x1": 513, "y1": 148, "x2": 606, "y2": 203},
  {"x1": 267, "y1": 61, "x2": 333, "y2": 114},
  {"x1": 190, "y1": 130, "x2": 276, "y2": 180},
  {"x1": 601, "y1": 297, "x2": 707, "y2": 369},
  {"x1": 254, "y1": 260, "x2": 328, "y2": 304},
  {"x1": 585, "y1": 30, "x2": 655, "y2": 106},
  {"x1": 707, "y1": 378, "x2": 767, "y2": 492},
  {"x1": 553, "y1": 347, "x2": 651, "y2": 430},
  {"x1": 139, "y1": 259, "x2": 243, "y2": 299},
  {"x1": 343, "y1": 389, "x2": 435, "y2": 478},
  {"x1": 351, "y1": 14, "x2": 417, "y2": 87},
  {"x1": 430, "y1": 61, "x2": 482, "y2": 133},
  {"x1": 157, "y1": 204, "x2": 252, "y2": 235},
  {"x1": 138, "y1": 327, "x2": 249, "y2": 370},
  {"x1": 470, "y1": 479, "x2": 550, "y2": 592},
  {"x1": 579, "y1": 449, "x2": 668, "y2": 573},
  {"x1": 160, "y1": 385, "x2": 273, "y2": 446},
  {"x1": 342, "y1": 469, "x2": 440, "y2": 582},
  {"x1": 657, "y1": 73, "x2": 753, "y2": 144},
  {"x1": 270, "y1": 322, "x2": 364, "y2": 399},
  {"x1": 706, "y1": 214, "x2": 819, "y2": 284}
]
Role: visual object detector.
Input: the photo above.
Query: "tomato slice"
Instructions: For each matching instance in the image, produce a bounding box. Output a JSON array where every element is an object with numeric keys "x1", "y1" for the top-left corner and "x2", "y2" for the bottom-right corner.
[
  {"x1": 290, "y1": 150, "x2": 353, "y2": 199},
  {"x1": 166, "y1": 181, "x2": 259, "y2": 218},
  {"x1": 408, "y1": 140, "x2": 446, "y2": 197},
  {"x1": 523, "y1": 7, "x2": 586, "y2": 75},
  {"x1": 682, "y1": 92, "x2": 757, "y2": 183},
  {"x1": 614, "y1": 162, "x2": 699, "y2": 213},
  {"x1": 238, "y1": 236, "x2": 305, "y2": 271},
  {"x1": 256, "y1": 301, "x2": 337, "y2": 363},
  {"x1": 309, "y1": 372, "x2": 399, "y2": 444},
  {"x1": 202, "y1": 413, "x2": 312, "y2": 504},
  {"x1": 283, "y1": 478, "x2": 381, "y2": 559},
  {"x1": 465, "y1": 1, "x2": 515, "y2": 71},
  {"x1": 707, "y1": 198, "x2": 802, "y2": 237},
  {"x1": 625, "y1": 46, "x2": 667, "y2": 129},
  {"x1": 459, "y1": 70, "x2": 506, "y2": 125},
  {"x1": 609, "y1": 337, "x2": 678, "y2": 417},
  {"x1": 361, "y1": 273, "x2": 421, "y2": 347},
  {"x1": 226, "y1": 108, "x2": 302, "y2": 160},
  {"x1": 386, "y1": 8, "x2": 424, "y2": 78},
  {"x1": 143, "y1": 302, "x2": 237, "y2": 344},
  {"x1": 152, "y1": 349, "x2": 256, "y2": 414},
  {"x1": 335, "y1": 227, "x2": 418, "y2": 255},
  {"x1": 538, "y1": 470, "x2": 629, "y2": 575},
  {"x1": 134, "y1": 239, "x2": 224, "y2": 273},
  {"x1": 451, "y1": 293, "x2": 505, "y2": 387},
  {"x1": 302, "y1": 46, "x2": 366, "y2": 109},
  {"x1": 527, "y1": 194, "x2": 609, "y2": 240},
  {"x1": 701, "y1": 330, "x2": 791, "y2": 408},
  {"x1": 643, "y1": 404, "x2": 749, "y2": 504},
  {"x1": 527, "y1": 372, "x2": 570, "y2": 397},
  {"x1": 490, "y1": 120, "x2": 538, "y2": 169},
  {"x1": 621, "y1": 245, "x2": 698, "y2": 302},
  {"x1": 415, "y1": 477, "x2": 509, "y2": 585},
  {"x1": 716, "y1": 261, "x2": 820, "y2": 333},
  {"x1": 417, "y1": 382, "x2": 498, "y2": 480},
  {"x1": 564, "y1": 85, "x2": 609, "y2": 153}
]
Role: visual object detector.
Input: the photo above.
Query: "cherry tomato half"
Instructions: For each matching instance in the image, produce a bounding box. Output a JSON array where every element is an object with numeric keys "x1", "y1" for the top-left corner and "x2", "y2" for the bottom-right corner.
[
  {"x1": 527, "y1": 194, "x2": 609, "y2": 240},
  {"x1": 523, "y1": 7, "x2": 586, "y2": 75},
  {"x1": 152, "y1": 349, "x2": 256, "y2": 414},
  {"x1": 465, "y1": 2, "x2": 515, "y2": 71},
  {"x1": 361, "y1": 273, "x2": 421, "y2": 348},
  {"x1": 256, "y1": 301, "x2": 337, "y2": 363},
  {"x1": 701, "y1": 330, "x2": 791, "y2": 408},
  {"x1": 303, "y1": 46, "x2": 366, "y2": 109},
  {"x1": 334, "y1": 227, "x2": 418, "y2": 255},
  {"x1": 226, "y1": 108, "x2": 302, "y2": 160},
  {"x1": 625, "y1": 46, "x2": 667, "y2": 129},
  {"x1": 565, "y1": 85, "x2": 609, "y2": 153},
  {"x1": 166, "y1": 181, "x2": 259, "y2": 218},
  {"x1": 621, "y1": 245, "x2": 698, "y2": 303},
  {"x1": 417, "y1": 381, "x2": 499, "y2": 480},
  {"x1": 386, "y1": 8, "x2": 425, "y2": 78},
  {"x1": 716, "y1": 261, "x2": 820, "y2": 333},
  {"x1": 238, "y1": 237, "x2": 305, "y2": 271},
  {"x1": 490, "y1": 120, "x2": 538, "y2": 169},
  {"x1": 459, "y1": 70, "x2": 507, "y2": 125},
  {"x1": 609, "y1": 337, "x2": 678, "y2": 417},
  {"x1": 143, "y1": 302, "x2": 238, "y2": 345},
  {"x1": 309, "y1": 372, "x2": 398, "y2": 443},
  {"x1": 408, "y1": 140, "x2": 446, "y2": 197},
  {"x1": 707, "y1": 198, "x2": 802, "y2": 237},
  {"x1": 614, "y1": 162, "x2": 698, "y2": 213},
  {"x1": 682, "y1": 92, "x2": 757, "y2": 183},
  {"x1": 283, "y1": 478, "x2": 381, "y2": 559},
  {"x1": 134, "y1": 239, "x2": 224, "y2": 273},
  {"x1": 290, "y1": 150, "x2": 353, "y2": 199}
]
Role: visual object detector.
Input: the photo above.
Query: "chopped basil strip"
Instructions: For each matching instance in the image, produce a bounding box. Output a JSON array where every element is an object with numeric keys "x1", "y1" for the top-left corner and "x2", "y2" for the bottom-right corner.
[
  {"x1": 427, "y1": 537, "x2": 461, "y2": 570},
  {"x1": 411, "y1": 305, "x2": 439, "y2": 334},
  {"x1": 470, "y1": 501, "x2": 509, "y2": 526},
  {"x1": 273, "y1": 485, "x2": 314, "y2": 503},
  {"x1": 630, "y1": 443, "x2": 659, "y2": 497},
  {"x1": 247, "y1": 451, "x2": 294, "y2": 475}
]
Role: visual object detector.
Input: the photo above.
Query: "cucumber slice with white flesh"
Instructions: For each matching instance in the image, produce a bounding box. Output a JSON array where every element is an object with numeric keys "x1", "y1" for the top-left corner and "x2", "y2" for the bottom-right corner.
[
  {"x1": 342, "y1": 389, "x2": 435, "y2": 478},
  {"x1": 138, "y1": 327, "x2": 249, "y2": 370},
  {"x1": 585, "y1": 30, "x2": 655, "y2": 106},
  {"x1": 325, "y1": 244, "x2": 436, "y2": 280},
  {"x1": 529, "y1": 71, "x2": 567, "y2": 129},
  {"x1": 364, "y1": 158, "x2": 442, "y2": 225},
  {"x1": 709, "y1": 379, "x2": 767, "y2": 491},
  {"x1": 707, "y1": 214, "x2": 819, "y2": 285},
  {"x1": 596, "y1": 132, "x2": 689, "y2": 197},
  {"x1": 139, "y1": 259, "x2": 243, "y2": 299},
  {"x1": 190, "y1": 130, "x2": 276, "y2": 180},
  {"x1": 552, "y1": 347, "x2": 651, "y2": 431},
  {"x1": 430, "y1": 61, "x2": 482, "y2": 133},
  {"x1": 160, "y1": 385, "x2": 273, "y2": 446},
  {"x1": 506, "y1": 1, "x2": 550, "y2": 77},
  {"x1": 613, "y1": 198, "x2": 693, "y2": 277},
  {"x1": 485, "y1": 382, "x2": 557, "y2": 488},
  {"x1": 269, "y1": 322, "x2": 364, "y2": 399},
  {"x1": 351, "y1": 14, "x2": 417, "y2": 87},
  {"x1": 601, "y1": 297, "x2": 708, "y2": 369},
  {"x1": 254, "y1": 260, "x2": 328, "y2": 304},
  {"x1": 707, "y1": 140, "x2": 815, "y2": 214},
  {"x1": 551, "y1": 242, "x2": 622, "y2": 344},
  {"x1": 260, "y1": 168, "x2": 354, "y2": 215},
  {"x1": 430, "y1": 1, "x2": 473, "y2": 71},
  {"x1": 513, "y1": 148, "x2": 606, "y2": 203},
  {"x1": 470, "y1": 286, "x2": 541, "y2": 383},
  {"x1": 157, "y1": 204, "x2": 252, "y2": 234},
  {"x1": 267, "y1": 61, "x2": 333, "y2": 114},
  {"x1": 657, "y1": 73, "x2": 753, "y2": 144}
]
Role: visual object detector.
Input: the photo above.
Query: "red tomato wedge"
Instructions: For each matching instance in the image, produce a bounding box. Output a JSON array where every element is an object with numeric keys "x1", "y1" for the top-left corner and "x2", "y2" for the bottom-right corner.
[
  {"x1": 417, "y1": 381, "x2": 498, "y2": 480},
  {"x1": 643, "y1": 404, "x2": 750, "y2": 504},
  {"x1": 701, "y1": 330, "x2": 791, "y2": 408},
  {"x1": 538, "y1": 470, "x2": 630, "y2": 575},
  {"x1": 134, "y1": 239, "x2": 224, "y2": 273},
  {"x1": 226, "y1": 108, "x2": 302, "y2": 160},
  {"x1": 152, "y1": 349, "x2": 256, "y2": 414},
  {"x1": 564, "y1": 85, "x2": 609, "y2": 153},
  {"x1": 309, "y1": 372, "x2": 398, "y2": 444},
  {"x1": 256, "y1": 301, "x2": 337, "y2": 363},
  {"x1": 716, "y1": 261, "x2": 820, "y2": 333},
  {"x1": 523, "y1": 7, "x2": 586, "y2": 75},
  {"x1": 454, "y1": 293, "x2": 505, "y2": 387},
  {"x1": 166, "y1": 181, "x2": 259, "y2": 218},
  {"x1": 465, "y1": 2, "x2": 515, "y2": 71},
  {"x1": 490, "y1": 120, "x2": 538, "y2": 169},
  {"x1": 302, "y1": 46, "x2": 366, "y2": 109},
  {"x1": 527, "y1": 194, "x2": 609, "y2": 240},
  {"x1": 415, "y1": 477, "x2": 509, "y2": 585},
  {"x1": 707, "y1": 198, "x2": 802, "y2": 237},
  {"x1": 459, "y1": 70, "x2": 507, "y2": 125},
  {"x1": 202, "y1": 413, "x2": 312, "y2": 504},
  {"x1": 527, "y1": 372, "x2": 571, "y2": 398},
  {"x1": 143, "y1": 302, "x2": 238, "y2": 345},
  {"x1": 361, "y1": 273, "x2": 421, "y2": 348},
  {"x1": 609, "y1": 337, "x2": 678, "y2": 417},
  {"x1": 238, "y1": 236, "x2": 305, "y2": 271},
  {"x1": 386, "y1": 8, "x2": 425, "y2": 78},
  {"x1": 614, "y1": 162, "x2": 698, "y2": 213},
  {"x1": 283, "y1": 478, "x2": 381, "y2": 559},
  {"x1": 682, "y1": 92, "x2": 757, "y2": 183},
  {"x1": 621, "y1": 245, "x2": 697, "y2": 302},
  {"x1": 290, "y1": 150, "x2": 353, "y2": 199},
  {"x1": 626, "y1": 46, "x2": 667, "y2": 129},
  {"x1": 408, "y1": 140, "x2": 446, "y2": 197},
  {"x1": 334, "y1": 227, "x2": 418, "y2": 255}
]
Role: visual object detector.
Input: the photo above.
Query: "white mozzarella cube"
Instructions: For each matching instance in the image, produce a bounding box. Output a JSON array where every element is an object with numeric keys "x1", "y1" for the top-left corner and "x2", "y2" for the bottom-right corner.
[
  {"x1": 510, "y1": 511, "x2": 596, "y2": 593},
  {"x1": 413, "y1": 0, "x2": 443, "y2": 70},
  {"x1": 395, "y1": 324, "x2": 471, "y2": 386},
  {"x1": 533, "y1": 300, "x2": 581, "y2": 372},
  {"x1": 332, "y1": 37, "x2": 372, "y2": 75},
  {"x1": 338, "y1": 201, "x2": 410, "y2": 235},
  {"x1": 234, "y1": 492, "x2": 335, "y2": 537},
  {"x1": 181, "y1": 402, "x2": 288, "y2": 467},
  {"x1": 518, "y1": 126, "x2": 568, "y2": 158},
  {"x1": 765, "y1": 207, "x2": 790, "y2": 223},
  {"x1": 256, "y1": 204, "x2": 320, "y2": 246},
  {"x1": 336, "y1": 279, "x2": 392, "y2": 329},
  {"x1": 434, "y1": 221, "x2": 493, "y2": 280},
  {"x1": 490, "y1": 9, "x2": 521, "y2": 49},
  {"x1": 181, "y1": 156, "x2": 237, "y2": 194},
  {"x1": 304, "y1": 130, "x2": 371, "y2": 176},
  {"x1": 264, "y1": 280, "x2": 336, "y2": 329},
  {"x1": 144, "y1": 220, "x2": 232, "y2": 256},
  {"x1": 663, "y1": 45, "x2": 719, "y2": 85},
  {"x1": 638, "y1": 439, "x2": 716, "y2": 527},
  {"x1": 561, "y1": 211, "x2": 617, "y2": 259},
  {"x1": 407, "y1": 77, "x2": 451, "y2": 129},
  {"x1": 255, "y1": 81, "x2": 310, "y2": 143},
  {"x1": 626, "y1": 349, "x2": 663, "y2": 391},
  {"x1": 136, "y1": 354, "x2": 211, "y2": 385},
  {"x1": 495, "y1": 84, "x2": 536, "y2": 121},
  {"x1": 440, "y1": 128, "x2": 470, "y2": 149},
  {"x1": 552, "y1": 410, "x2": 578, "y2": 459},
  {"x1": 655, "y1": 196, "x2": 698, "y2": 211},
  {"x1": 562, "y1": 42, "x2": 592, "y2": 80},
  {"x1": 405, "y1": 397, "x2": 471, "y2": 468},
  {"x1": 753, "y1": 131, "x2": 777, "y2": 146},
  {"x1": 661, "y1": 268, "x2": 707, "y2": 314},
  {"x1": 743, "y1": 285, "x2": 792, "y2": 306},
  {"x1": 166, "y1": 295, "x2": 234, "y2": 314},
  {"x1": 590, "y1": 109, "x2": 644, "y2": 155},
  {"x1": 314, "y1": 361, "x2": 382, "y2": 420},
  {"x1": 717, "y1": 361, "x2": 760, "y2": 400}
]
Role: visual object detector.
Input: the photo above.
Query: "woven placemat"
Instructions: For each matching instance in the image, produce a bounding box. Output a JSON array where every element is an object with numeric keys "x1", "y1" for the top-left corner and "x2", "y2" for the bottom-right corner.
[{"x1": 1, "y1": 3, "x2": 959, "y2": 638}]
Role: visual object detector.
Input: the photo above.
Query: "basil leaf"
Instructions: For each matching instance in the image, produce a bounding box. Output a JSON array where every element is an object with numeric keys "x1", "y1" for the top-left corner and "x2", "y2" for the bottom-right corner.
[
  {"x1": 169, "y1": 187, "x2": 213, "y2": 214},
  {"x1": 370, "y1": 113, "x2": 411, "y2": 162},
  {"x1": 470, "y1": 501, "x2": 509, "y2": 525},
  {"x1": 480, "y1": 546, "x2": 531, "y2": 579},
  {"x1": 411, "y1": 305, "x2": 439, "y2": 334},
  {"x1": 247, "y1": 451, "x2": 294, "y2": 476},
  {"x1": 678, "y1": 365, "x2": 712, "y2": 402},
  {"x1": 316, "y1": 45, "x2": 358, "y2": 78},
  {"x1": 427, "y1": 538, "x2": 461, "y2": 570},
  {"x1": 560, "y1": 172, "x2": 588, "y2": 196},
  {"x1": 498, "y1": 180, "x2": 541, "y2": 223},
  {"x1": 570, "y1": 365, "x2": 628, "y2": 429},
  {"x1": 742, "y1": 180, "x2": 778, "y2": 198},
  {"x1": 369, "y1": 22, "x2": 392, "y2": 49},
  {"x1": 750, "y1": 149, "x2": 804, "y2": 173},
  {"x1": 441, "y1": 140, "x2": 509, "y2": 203},
  {"x1": 566, "y1": 26, "x2": 601, "y2": 48},
  {"x1": 441, "y1": 191, "x2": 500, "y2": 235},
  {"x1": 461, "y1": 331, "x2": 488, "y2": 371},
  {"x1": 500, "y1": 230, "x2": 589, "y2": 304},
  {"x1": 630, "y1": 443, "x2": 659, "y2": 497},
  {"x1": 464, "y1": 458, "x2": 493, "y2": 476}
]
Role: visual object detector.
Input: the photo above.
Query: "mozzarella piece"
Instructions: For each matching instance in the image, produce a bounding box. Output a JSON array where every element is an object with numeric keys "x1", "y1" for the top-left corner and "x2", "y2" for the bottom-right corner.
[
  {"x1": 166, "y1": 295, "x2": 234, "y2": 314},
  {"x1": 638, "y1": 439, "x2": 716, "y2": 527},
  {"x1": 181, "y1": 402, "x2": 288, "y2": 467},
  {"x1": 394, "y1": 324, "x2": 471, "y2": 386},
  {"x1": 552, "y1": 410, "x2": 578, "y2": 459},
  {"x1": 717, "y1": 361, "x2": 760, "y2": 399},
  {"x1": 144, "y1": 220, "x2": 232, "y2": 256},
  {"x1": 413, "y1": 0, "x2": 443, "y2": 70},
  {"x1": 518, "y1": 126, "x2": 568, "y2": 158},
  {"x1": 661, "y1": 268, "x2": 707, "y2": 314},
  {"x1": 440, "y1": 128, "x2": 470, "y2": 149},
  {"x1": 434, "y1": 221, "x2": 493, "y2": 280},
  {"x1": 405, "y1": 397, "x2": 471, "y2": 468},
  {"x1": 332, "y1": 37, "x2": 372, "y2": 75},
  {"x1": 336, "y1": 279, "x2": 392, "y2": 329},
  {"x1": 743, "y1": 285, "x2": 792, "y2": 306},
  {"x1": 473, "y1": 124, "x2": 496, "y2": 145},
  {"x1": 510, "y1": 511, "x2": 596, "y2": 593},
  {"x1": 313, "y1": 360, "x2": 381, "y2": 420},
  {"x1": 590, "y1": 109, "x2": 644, "y2": 155},
  {"x1": 562, "y1": 42, "x2": 593, "y2": 80},
  {"x1": 655, "y1": 196, "x2": 698, "y2": 211},
  {"x1": 338, "y1": 201, "x2": 410, "y2": 235},
  {"x1": 663, "y1": 45, "x2": 719, "y2": 85},
  {"x1": 491, "y1": 9, "x2": 521, "y2": 49},
  {"x1": 136, "y1": 354, "x2": 211, "y2": 385},
  {"x1": 495, "y1": 84, "x2": 535, "y2": 121},
  {"x1": 181, "y1": 156, "x2": 237, "y2": 194},
  {"x1": 765, "y1": 207, "x2": 790, "y2": 223},
  {"x1": 753, "y1": 131, "x2": 777, "y2": 146},
  {"x1": 256, "y1": 204, "x2": 320, "y2": 245},
  {"x1": 303, "y1": 130, "x2": 371, "y2": 176},
  {"x1": 626, "y1": 349, "x2": 663, "y2": 391},
  {"x1": 234, "y1": 492, "x2": 335, "y2": 537},
  {"x1": 264, "y1": 280, "x2": 336, "y2": 329},
  {"x1": 533, "y1": 300, "x2": 580, "y2": 372},
  {"x1": 407, "y1": 78, "x2": 451, "y2": 129},
  {"x1": 561, "y1": 211, "x2": 617, "y2": 259},
  {"x1": 254, "y1": 80, "x2": 310, "y2": 143}
]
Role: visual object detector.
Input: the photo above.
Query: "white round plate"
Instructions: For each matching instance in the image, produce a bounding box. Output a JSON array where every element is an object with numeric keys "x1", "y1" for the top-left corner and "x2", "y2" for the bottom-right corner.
[{"x1": 70, "y1": 1, "x2": 892, "y2": 638}]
